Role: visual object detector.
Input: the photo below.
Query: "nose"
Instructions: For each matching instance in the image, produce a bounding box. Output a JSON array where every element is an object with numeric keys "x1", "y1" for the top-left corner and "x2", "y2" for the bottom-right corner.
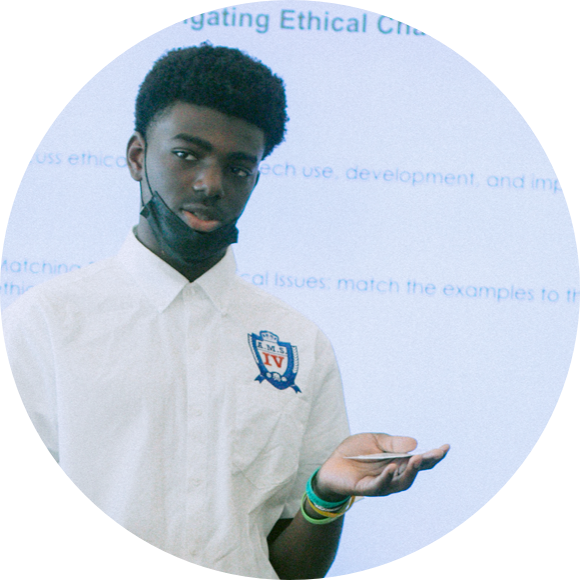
[{"x1": 192, "y1": 162, "x2": 224, "y2": 198}]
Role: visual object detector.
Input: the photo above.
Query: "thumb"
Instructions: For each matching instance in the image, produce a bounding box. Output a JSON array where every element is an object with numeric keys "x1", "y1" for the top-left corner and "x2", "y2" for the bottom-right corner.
[{"x1": 375, "y1": 434, "x2": 418, "y2": 454}]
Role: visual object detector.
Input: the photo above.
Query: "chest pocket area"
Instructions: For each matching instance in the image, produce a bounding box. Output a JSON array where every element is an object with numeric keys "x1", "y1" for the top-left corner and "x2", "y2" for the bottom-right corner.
[{"x1": 231, "y1": 383, "x2": 309, "y2": 490}]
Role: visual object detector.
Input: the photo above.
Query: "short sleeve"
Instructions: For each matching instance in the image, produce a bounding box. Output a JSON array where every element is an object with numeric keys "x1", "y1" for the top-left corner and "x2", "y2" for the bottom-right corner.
[
  {"x1": 281, "y1": 329, "x2": 350, "y2": 518},
  {"x1": 2, "y1": 291, "x2": 59, "y2": 461}
]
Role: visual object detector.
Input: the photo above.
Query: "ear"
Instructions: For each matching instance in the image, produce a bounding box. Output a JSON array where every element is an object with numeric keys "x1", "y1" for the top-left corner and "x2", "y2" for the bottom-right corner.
[{"x1": 126, "y1": 132, "x2": 146, "y2": 181}]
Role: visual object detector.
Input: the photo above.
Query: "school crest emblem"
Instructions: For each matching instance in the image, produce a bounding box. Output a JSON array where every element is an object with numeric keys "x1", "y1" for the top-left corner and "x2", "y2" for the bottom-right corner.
[{"x1": 248, "y1": 330, "x2": 301, "y2": 393}]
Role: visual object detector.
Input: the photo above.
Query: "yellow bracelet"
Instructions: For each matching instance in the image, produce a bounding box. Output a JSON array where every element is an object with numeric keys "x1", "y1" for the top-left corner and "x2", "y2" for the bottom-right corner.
[
  {"x1": 307, "y1": 494, "x2": 356, "y2": 518},
  {"x1": 300, "y1": 493, "x2": 335, "y2": 525}
]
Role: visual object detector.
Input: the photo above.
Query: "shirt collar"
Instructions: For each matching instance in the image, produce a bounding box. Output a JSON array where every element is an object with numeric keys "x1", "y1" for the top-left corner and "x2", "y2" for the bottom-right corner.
[{"x1": 116, "y1": 229, "x2": 237, "y2": 313}]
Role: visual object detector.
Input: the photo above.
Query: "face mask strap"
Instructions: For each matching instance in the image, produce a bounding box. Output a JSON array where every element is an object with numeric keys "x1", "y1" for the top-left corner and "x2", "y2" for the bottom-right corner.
[{"x1": 140, "y1": 139, "x2": 153, "y2": 219}]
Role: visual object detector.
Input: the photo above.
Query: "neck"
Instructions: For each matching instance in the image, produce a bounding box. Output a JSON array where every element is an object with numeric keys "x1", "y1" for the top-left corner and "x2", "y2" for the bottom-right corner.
[{"x1": 136, "y1": 216, "x2": 227, "y2": 282}]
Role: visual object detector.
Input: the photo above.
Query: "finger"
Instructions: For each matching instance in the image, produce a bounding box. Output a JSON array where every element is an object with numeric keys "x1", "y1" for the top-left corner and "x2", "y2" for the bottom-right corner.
[
  {"x1": 436, "y1": 444, "x2": 451, "y2": 454},
  {"x1": 396, "y1": 461, "x2": 407, "y2": 477},
  {"x1": 419, "y1": 454, "x2": 443, "y2": 467},
  {"x1": 416, "y1": 445, "x2": 450, "y2": 471},
  {"x1": 356, "y1": 463, "x2": 397, "y2": 497},
  {"x1": 406, "y1": 454, "x2": 425, "y2": 472},
  {"x1": 391, "y1": 458, "x2": 421, "y2": 491},
  {"x1": 383, "y1": 457, "x2": 411, "y2": 477},
  {"x1": 359, "y1": 461, "x2": 398, "y2": 495},
  {"x1": 421, "y1": 444, "x2": 450, "y2": 461},
  {"x1": 360, "y1": 457, "x2": 424, "y2": 496},
  {"x1": 395, "y1": 459, "x2": 418, "y2": 479}
]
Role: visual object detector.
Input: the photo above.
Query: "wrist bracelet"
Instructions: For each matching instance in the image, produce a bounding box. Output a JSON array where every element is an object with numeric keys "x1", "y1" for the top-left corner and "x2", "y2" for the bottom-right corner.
[
  {"x1": 306, "y1": 468, "x2": 350, "y2": 510},
  {"x1": 308, "y1": 497, "x2": 350, "y2": 514},
  {"x1": 300, "y1": 493, "x2": 349, "y2": 525},
  {"x1": 308, "y1": 495, "x2": 356, "y2": 518}
]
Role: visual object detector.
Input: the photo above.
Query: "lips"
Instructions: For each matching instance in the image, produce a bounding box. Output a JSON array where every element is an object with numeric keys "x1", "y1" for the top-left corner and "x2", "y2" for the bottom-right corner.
[{"x1": 181, "y1": 208, "x2": 222, "y2": 233}]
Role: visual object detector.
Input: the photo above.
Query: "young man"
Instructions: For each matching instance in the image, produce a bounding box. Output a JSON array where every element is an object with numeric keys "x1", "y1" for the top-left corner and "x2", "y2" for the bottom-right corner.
[{"x1": 3, "y1": 45, "x2": 448, "y2": 579}]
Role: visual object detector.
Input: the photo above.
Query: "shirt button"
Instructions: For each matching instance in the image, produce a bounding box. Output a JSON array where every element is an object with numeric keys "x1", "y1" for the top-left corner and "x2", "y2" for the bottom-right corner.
[
  {"x1": 192, "y1": 408, "x2": 202, "y2": 417},
  {"x1": 191, "y1": 478, "x2": 202, "y2": 487}
]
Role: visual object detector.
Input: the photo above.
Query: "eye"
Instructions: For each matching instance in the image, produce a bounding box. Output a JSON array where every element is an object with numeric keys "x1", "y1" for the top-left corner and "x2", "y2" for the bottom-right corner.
[
  {"x1": 173, "y1": 150, "x2": 199, "y2": 162},
  {"x1": 231, "y1": 166, "x2": 253, "y2": 178}
]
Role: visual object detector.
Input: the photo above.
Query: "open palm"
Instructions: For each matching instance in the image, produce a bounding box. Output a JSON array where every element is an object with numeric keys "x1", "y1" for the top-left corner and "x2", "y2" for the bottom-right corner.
[{"x1": 315, "y1": 433, "x2": 450, "y2": 500}]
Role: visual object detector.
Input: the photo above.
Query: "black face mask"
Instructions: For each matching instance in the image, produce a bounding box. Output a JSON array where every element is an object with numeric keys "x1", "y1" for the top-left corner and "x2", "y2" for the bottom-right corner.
[{"x1": 139, "y1": 146, "x2": 239, "y2": 269}]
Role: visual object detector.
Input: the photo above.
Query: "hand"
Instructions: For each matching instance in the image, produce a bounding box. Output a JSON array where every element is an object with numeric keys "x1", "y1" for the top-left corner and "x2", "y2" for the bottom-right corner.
[{"x1": 314, "y1": 433, "x2": 450, "y2": 501}]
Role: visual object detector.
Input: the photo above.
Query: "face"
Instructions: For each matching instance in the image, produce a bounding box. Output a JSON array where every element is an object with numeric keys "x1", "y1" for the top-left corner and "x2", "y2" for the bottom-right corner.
[{"x1": 127, "y1": 102, "x2": 265, "y2": 236}]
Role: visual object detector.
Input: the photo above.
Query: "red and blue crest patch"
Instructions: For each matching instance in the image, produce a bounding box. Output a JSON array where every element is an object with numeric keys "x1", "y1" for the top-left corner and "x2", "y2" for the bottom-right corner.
[{"x1": 248, "y1": 330, "x2": 301, "y2": 393}]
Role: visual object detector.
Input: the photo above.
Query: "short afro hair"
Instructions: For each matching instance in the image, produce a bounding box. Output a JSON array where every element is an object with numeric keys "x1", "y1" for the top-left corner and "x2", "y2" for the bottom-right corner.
[{"x1": 135, "y1": 43, "x2": 288, "y2": 158}]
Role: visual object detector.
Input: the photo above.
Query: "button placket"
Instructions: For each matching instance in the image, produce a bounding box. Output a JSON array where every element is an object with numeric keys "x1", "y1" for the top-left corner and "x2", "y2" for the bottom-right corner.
[{"x1": 183, "y1": 285, "x2": 210, "y2": 551}]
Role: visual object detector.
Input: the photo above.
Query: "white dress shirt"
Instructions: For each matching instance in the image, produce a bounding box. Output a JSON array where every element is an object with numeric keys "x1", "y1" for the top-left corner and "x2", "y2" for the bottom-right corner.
[{"x1": 3, "y1": 231, "x2": 350, "y2": 579}]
